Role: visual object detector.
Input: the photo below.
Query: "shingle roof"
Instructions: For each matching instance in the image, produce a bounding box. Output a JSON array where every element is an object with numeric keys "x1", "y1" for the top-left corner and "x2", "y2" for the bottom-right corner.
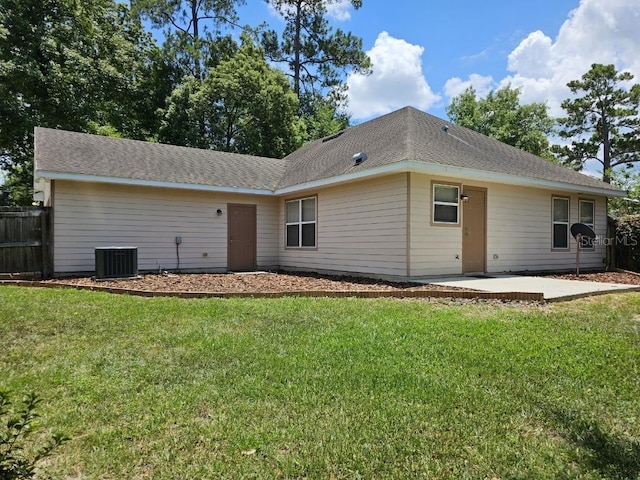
[
  {"x1": 34, "y1": 127, "x2": 286, "y2": 191},
  {"x1": 277, "y1": 106, "x2": 622, "y2": 193},
  {"x1": 35, "y1": 106, "x2": 623, "y2": 195}
]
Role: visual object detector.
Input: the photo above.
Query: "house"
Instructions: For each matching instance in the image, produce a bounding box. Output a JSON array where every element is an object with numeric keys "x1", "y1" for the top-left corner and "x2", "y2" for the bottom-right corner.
[{"x1": 33, "y1": 106, "x2": 624, "y2": 280}]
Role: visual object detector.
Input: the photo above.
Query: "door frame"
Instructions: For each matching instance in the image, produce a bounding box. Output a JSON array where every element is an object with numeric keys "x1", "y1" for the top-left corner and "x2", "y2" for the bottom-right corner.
[
  {"x1": 227, "y1": 203, "x2": 257, "y2": 271},
  {"x1": 462, "y1": 186, "x2": 487, "y2": 274}
]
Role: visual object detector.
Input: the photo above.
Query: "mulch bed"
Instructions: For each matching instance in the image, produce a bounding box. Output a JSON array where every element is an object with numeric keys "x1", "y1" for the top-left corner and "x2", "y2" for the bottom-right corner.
[
  {"x1": 4, "y1": 269, "x2": 638, "y2": 303},
  {"x1": 42, "y1": 271, "x2": 471, "y2": 293},
  {"x1": 538, "y1": 270, "x2": 640, "y2": 285},
  {"x1": 40, "y1": 270, "x2": 640, "y2": 293}
]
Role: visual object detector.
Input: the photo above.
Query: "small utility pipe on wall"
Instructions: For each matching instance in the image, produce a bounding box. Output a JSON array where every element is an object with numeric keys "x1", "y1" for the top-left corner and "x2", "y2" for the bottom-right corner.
[{"x1": 175, "y1": 236, "x2": 182, "y2": 272}]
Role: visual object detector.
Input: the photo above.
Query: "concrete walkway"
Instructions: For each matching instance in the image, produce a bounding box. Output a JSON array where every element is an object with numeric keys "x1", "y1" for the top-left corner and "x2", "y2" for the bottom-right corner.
[{"x1": 419, "y1": 274, "x2": 640, "y2": 300}]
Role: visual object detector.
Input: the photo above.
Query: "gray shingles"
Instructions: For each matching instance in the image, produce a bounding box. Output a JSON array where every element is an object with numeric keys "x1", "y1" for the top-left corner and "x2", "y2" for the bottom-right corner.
[
  {"x1": 35, "y1": 127, "x2": 286, "y2": 191},
  {"x1": 278, "y1": 106, "x2": 622, "y2": 193},
  {"x1": 35, "y1": 107, "x2": 623, "y2": 194}
]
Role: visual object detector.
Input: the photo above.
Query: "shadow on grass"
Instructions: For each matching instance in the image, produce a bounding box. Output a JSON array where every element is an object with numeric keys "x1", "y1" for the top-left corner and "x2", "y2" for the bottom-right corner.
[{"x1": 548, "y1": 409, "x2": 640, "y2": 479}]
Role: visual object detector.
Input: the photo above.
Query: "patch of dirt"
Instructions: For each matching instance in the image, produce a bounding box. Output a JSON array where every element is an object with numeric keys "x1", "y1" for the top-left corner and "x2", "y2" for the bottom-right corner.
[
  {"x1": 540, "y1": 270, "x2": 640, "y2": 285},
  {"x1": 44, "y1": 271, "x2": 474, "y2": 293}
]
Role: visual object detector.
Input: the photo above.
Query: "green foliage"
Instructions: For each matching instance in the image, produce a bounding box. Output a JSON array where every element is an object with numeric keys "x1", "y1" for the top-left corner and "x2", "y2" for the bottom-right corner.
[
  {"x1": 161, "y1": 37, "x2": 305, "y2": 157},
  {"x1": 446, "y1": 85, "x2": 554, "y2": 157},
  {"x1": 261, "y1": 0, "x2": 370, "y2": 104},
  {"x1": 614, "y1": 214, "x2": 640, "y2": 271},
  {"x1": 0, "y1": 161, "x2": 33, "y2": 207},
  {"x1": 0, "y1": 0, "x2": 159, "y2": 204},
  {"x1": 0, "y1": 391, "x2": 68, "y2": 479},
  {"x1": 554, "y1": 63, "x2": 640, "y2": 183},
  {"x1": 606, "y1": 167, "x2": 640, "y2": 217},
  {"x1": 300, "y1": 95, "x2": 349, "y2": 141}
]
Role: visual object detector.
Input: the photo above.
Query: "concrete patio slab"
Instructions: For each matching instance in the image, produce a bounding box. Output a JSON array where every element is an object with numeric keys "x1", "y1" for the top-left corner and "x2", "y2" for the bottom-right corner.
[{"x1": 418, "y1": 274, "x2": 640, "y2": 300}]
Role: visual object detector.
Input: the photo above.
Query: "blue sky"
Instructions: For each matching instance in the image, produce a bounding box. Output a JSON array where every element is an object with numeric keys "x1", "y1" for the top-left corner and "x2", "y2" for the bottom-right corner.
[{"x1": 238, "y1": 0, "x2": 640, "y2": 124}]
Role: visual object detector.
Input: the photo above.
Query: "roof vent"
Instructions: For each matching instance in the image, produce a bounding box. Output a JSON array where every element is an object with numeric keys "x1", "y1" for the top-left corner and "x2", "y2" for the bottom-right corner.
[
  {"x1": 442, "y1": 125, "x2": 449, "y2": 133},
  {"x1": 322, "y1": 130, "x2": 345, "y2": 142},
  {"x1": 352, "y1": 152, "x2": 368, "y2": 165}
]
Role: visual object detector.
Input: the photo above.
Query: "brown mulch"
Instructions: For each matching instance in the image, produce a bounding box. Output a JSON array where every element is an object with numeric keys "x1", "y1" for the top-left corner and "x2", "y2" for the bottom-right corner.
[
  {"x1": 539, "y1": 270, "x2": 640, "y2": 285},
  {"x1": 39, "y1": 270, "x2": 640, "y2": 294},
  {"x1": 44, "y1": 271, "x2": 474, "y2": 294}
]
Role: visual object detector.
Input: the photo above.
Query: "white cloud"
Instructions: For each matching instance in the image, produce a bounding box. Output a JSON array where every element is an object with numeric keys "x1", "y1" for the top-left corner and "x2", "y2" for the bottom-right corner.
[
  {"x1": 325, "y1": 0, "x2": 353, "y2": 21},
  {"x1": 268, "y1": 0, "x2": 354, "y2": 22},
  {"x1": 444, "y1": 74, "x2": 495, "y2": 99},
  {"x1": 346, "y1": 31, "x2": 440, "y2": 120},
  {"x1": 440, "y1": 0, "x2": 640, "y2": 119},
  {"x1": 499, "y1": 0, "x2": 640, "y2": 116}
]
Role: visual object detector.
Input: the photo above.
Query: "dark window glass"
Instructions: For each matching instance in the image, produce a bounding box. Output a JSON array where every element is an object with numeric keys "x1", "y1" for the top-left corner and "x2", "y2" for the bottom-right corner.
[
  {"x1": 434, "y1": 204, "x2": 458, "y2": 223},
  {"x1": 301, "y1": 224, "x2": 315, "y2": 247},
  {"x1": 553, "y1": 224, "x2": 568, "y2": 249},
  {"x1": 286, "y1": 225, "x2": 299, "y2": 247}
]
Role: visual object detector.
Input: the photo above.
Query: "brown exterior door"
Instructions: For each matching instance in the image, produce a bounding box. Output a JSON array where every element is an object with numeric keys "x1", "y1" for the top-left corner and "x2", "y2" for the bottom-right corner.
[
  {"x1": 227, "y1": 204, "x2": 257, "y2": 271},
  {"x1": 462, "y1": 187, "x2": 487, "y2": 273}
]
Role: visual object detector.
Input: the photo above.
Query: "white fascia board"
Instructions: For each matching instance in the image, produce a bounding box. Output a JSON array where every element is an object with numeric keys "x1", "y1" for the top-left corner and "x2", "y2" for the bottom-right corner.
[
  {"x1": 35, "y1": 171, "x2": 274, "y2": 196},
  {"x1": 274, "y1": 161, "x2": 626, "y2": 197}
]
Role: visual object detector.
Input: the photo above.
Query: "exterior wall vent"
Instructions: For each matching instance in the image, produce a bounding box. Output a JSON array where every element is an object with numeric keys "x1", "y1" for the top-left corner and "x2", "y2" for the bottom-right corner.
[{"x1": 95, "y1": 246, "x2": 138, "y2": 279}]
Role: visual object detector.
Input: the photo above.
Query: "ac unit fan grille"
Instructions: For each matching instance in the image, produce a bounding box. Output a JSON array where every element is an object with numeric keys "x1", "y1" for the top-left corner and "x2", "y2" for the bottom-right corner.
[{"x1": 95, "y1": 247, "x2": 138, "y2": 279}]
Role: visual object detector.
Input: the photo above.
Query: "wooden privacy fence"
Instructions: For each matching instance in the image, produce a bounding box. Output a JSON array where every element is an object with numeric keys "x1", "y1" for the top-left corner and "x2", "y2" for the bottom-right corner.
[{"x1": 0, "y1": 207, "x2": 52, "y2": 278}]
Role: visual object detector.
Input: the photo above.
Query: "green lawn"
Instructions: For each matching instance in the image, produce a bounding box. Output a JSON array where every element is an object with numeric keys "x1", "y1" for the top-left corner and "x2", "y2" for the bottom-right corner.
[{"x1": 1, "y1": 286, "x2": 639, "y2": 479}]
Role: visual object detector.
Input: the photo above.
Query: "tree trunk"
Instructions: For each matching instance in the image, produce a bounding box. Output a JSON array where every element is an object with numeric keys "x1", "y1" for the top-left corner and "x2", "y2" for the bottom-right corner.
[
  {"x1": 602, "y1": 112, "x2": 611, "y2": 183},
  {"x1": 192, "y1": 0, "x2": 201, "y2": 81},
  {"x1": 293, "y1": 0, "x2": 301, "y2": 98}
]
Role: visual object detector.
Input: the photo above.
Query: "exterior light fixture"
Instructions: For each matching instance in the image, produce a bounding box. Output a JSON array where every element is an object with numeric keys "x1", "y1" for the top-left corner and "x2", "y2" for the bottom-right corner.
[
  {"x1": 216, "y1": 208, "x2": 223, "y2": 216},
  {"x1": 460, "y1": 194, "x2": 469, "y2": 203}
]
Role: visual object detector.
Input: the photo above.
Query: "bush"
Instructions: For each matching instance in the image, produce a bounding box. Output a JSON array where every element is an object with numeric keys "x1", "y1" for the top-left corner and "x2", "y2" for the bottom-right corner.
[
  {"x1": 0, "y1": 391, "x2": 68, "y2": 479},
  {"x1": 615, "y1": 214, "x2": 640, "y2": 272}
]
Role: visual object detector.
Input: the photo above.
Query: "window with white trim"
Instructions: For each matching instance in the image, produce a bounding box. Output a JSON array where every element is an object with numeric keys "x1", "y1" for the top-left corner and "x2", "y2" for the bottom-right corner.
[
  {"x1": 552, "y1": 197, "x2": 569, "y2": 249},
  {"x1": 433, "y1": 184, "x2": 459, "y2": 224},
  {"x1": 286, "y1": 197, "x2": 316, "y2": 248},
  {"x1": 579, "y1": 199, "x2": 595, "y2": 249}
]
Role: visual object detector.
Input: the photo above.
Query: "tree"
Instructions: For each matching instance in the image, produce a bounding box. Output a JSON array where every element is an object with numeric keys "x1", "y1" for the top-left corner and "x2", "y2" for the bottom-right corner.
[
  {"x1": 261, "y1": 0, "x2": 370, "y2": 105},
  {"x1": 132, "y1": 0, "x2": 243, "y2": 80},
  {"x1": 161, "y1": 38, "x2": 305, "y2": 158},
  {"x1": 606, "y1": 167, "x2": 640, "y2": 217},
  {"x1": 446, "y1": 85, "x2": 554, "y2": 158},
  {"x1": 0, "y1": 0, "x2": 156, "y2": 204},
  {"x1": 554, "y1": 63, "x2": 640, "y2": 183}
]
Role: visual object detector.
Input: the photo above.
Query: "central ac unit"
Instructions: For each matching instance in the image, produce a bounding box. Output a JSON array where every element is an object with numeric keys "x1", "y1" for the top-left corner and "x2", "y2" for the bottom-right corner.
[{"x1": 95, "y1": 247, "x2": 138, "y2": 280}]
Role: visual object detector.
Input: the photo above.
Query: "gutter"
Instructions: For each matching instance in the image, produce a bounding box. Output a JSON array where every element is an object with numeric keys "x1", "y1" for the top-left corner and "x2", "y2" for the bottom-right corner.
[
  {"x1": 34, "y1": 171, "x2": 275, "y2": 196},
  {"x1": 36, "y1": 160, "x2": 626, "y2": 199},
  {"x1": 274, "y1": 161, "x2": 626, "y2": 197}
]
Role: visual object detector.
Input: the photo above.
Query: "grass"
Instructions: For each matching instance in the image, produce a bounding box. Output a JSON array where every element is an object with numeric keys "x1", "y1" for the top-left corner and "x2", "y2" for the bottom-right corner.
[{"x1": 1, "y1": 286, "x2": 639, "y2": 479}]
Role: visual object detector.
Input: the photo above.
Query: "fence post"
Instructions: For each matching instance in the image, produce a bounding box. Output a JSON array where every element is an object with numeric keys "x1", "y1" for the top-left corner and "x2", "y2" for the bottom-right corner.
[{"x1": 40, "y1": 208, "x2": 52, "y2": 278}]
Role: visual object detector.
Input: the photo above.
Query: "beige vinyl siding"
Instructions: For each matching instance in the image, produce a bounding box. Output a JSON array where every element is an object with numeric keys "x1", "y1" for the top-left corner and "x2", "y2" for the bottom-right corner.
[
  {"x1": 52, "y1": 181, "x2": 278, "y2": 274},
  {"x1": 408, "y1": 174, "x2": 608, "y2": 276},
  {"x1": 485, "y1": 184, "x2": 607, "y2": 272},
  {"x1": 279, "y1": 174, "x2": 408, "y2": 277},
  {"x1": 409, "y1": 174, "x2": 463, "y2": 276}
]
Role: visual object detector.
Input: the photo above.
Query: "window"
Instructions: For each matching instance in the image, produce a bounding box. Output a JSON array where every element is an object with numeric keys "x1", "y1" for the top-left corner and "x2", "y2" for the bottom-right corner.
[
  {"x1": 433, "y1": 184, "x2": 459, "y2": 224},
  {"x1": 579, "y1": 199, "x2": 595, "y2": 249},
  {"x1": 286, "y1": 197, "x2": 316, "y2": 248},
  {"x1": 552, "y1": 197, "x2": 569, "y2": 249}
]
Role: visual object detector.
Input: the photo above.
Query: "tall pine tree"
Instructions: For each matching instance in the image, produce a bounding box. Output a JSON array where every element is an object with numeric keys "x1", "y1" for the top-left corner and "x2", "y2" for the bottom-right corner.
[{"x1": 555, "y1": 63, "x2": 640, "y2": 183}]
